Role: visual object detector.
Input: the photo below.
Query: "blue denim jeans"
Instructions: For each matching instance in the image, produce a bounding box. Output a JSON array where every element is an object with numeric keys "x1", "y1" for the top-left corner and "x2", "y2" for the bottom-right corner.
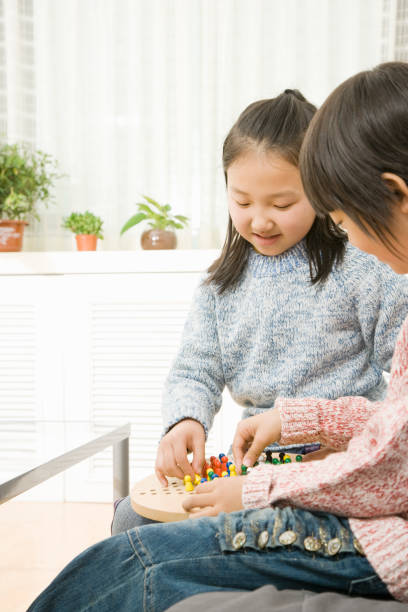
[
  {"x1": 28, "y1": 507, "x2": 391, "y2": 612},
  {"x1": 111, "y1": 495, "x2": 156, "y2": 535}
]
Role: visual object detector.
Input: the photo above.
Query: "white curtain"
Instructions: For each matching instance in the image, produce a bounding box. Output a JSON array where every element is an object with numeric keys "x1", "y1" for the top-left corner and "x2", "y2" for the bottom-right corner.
[
  {"x1": 381, "y1": 0, "x2": 408, "y2": 60},
  {"x1": 0, "y1": 0, "x2": 36, "y2": 143},
  {"x1": 1, "y1": 0, "x2": 387, "y2": 251}
]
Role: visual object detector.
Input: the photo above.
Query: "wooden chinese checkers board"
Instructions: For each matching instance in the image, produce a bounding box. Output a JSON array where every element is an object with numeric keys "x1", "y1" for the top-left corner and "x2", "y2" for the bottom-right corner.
[
  {"x1": 130, "y1": 450, "x2": 306, "y2": 523},
  {"x1": 130, "y1": 473, "x2": 193, "y2": 522}
]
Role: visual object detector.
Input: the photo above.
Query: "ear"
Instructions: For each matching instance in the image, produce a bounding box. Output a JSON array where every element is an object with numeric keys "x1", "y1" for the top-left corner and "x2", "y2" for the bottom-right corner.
[{"x1": 381, "y1": 172, "x2": 408, "y2": 213}]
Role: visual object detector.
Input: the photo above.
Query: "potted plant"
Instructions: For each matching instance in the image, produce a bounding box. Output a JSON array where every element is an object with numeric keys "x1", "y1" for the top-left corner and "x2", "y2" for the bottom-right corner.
[
  {"x1": 62, "y1": 211, "x2": 104, "y2": 251},
  {"x1": 0, "y1": 142, "x2": 61, "y2": 251},
  {"x1": 120, "y1": 195, "x2": 189, "y2": 250}
]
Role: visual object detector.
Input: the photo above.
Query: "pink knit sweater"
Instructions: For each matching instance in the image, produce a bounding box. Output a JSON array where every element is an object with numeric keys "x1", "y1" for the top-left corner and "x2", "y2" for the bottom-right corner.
[{"x1": 243, "y1": 315, "x2": 408, "y2": 602}]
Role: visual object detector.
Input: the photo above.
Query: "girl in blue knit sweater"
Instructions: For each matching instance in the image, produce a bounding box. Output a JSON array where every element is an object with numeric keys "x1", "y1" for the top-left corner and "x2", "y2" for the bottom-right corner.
[{"x1": 112, "y1": 90, "x2": 408, "y2": 534}]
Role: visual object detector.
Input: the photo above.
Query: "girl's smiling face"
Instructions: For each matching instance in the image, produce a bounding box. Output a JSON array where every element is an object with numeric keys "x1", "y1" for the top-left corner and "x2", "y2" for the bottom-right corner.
[{"x1": 227, "y1": 149, "x2": 316, "y2": 256}]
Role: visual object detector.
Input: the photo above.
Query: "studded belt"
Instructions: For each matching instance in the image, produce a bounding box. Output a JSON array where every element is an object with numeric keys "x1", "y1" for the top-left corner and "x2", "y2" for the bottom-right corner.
[{"x1": 218, "y1": 507, "x2": 365, "y2": 558}]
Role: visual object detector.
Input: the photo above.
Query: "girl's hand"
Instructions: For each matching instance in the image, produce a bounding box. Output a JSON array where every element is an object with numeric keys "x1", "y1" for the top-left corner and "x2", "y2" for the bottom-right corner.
[
  {"x1": 182, "y1": 475, "x2": 245, "y2": 518},
  {"x1": 232, "y1": 409, "x2": 282, "y2": 470},
  {"x1": 155, "y1": 419, "x2": 205, "y2": 486}
]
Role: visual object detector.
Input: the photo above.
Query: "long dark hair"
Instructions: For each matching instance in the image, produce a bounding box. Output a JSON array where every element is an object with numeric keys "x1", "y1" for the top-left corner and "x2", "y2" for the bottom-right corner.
[
  {"x1": 300, "y1": 62, "x2": 408, "y2": 254},
  {"x1": 207, "y1": 90, "x2": 346, "y2": 293}
]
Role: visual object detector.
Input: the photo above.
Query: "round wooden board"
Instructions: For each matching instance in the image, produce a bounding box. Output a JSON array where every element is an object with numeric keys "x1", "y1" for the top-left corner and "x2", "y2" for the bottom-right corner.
[
  {"x1": 131, "y1": 473, "x2": 194, "y2": 522},
  {"x1": 130, "y1": 452, "x2": 305, "y2": 523}
]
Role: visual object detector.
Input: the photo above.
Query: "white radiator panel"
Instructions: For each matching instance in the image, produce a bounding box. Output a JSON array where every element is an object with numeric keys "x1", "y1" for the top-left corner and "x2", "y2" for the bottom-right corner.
[
  {"x1": 89, "y1": 299, "x2": 190, "y2": 484},
  {"x1": 0, "y1": 262, "x2": 241, "y2": 502},
  {"x1": 61, "y1": 273, "x2": 238, "y2": 501},
  {"x1": 0, "y1": 278, "x2": 66, "y2": 500},
  {"x1": 0, "y1": 302, "x2": 38, "y2": 474}
]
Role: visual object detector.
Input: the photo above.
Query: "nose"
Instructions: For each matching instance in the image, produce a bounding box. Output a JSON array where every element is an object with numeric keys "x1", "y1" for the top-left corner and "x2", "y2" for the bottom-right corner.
[{"x1": 252, "y1": 211, "x2": 275, "y2": 235}]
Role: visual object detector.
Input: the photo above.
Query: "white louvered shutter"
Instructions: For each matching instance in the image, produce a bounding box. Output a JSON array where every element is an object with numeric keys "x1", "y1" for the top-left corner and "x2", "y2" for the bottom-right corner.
[
  {"x1": 62, "y1": 272, "x2": 237, "y2": 502},
  {"x1": 0, "y1": 268, "x2": 240, "y2": 502},
  {"x1": 0, "y1": 276, "x2": 65, "y2": 500}
]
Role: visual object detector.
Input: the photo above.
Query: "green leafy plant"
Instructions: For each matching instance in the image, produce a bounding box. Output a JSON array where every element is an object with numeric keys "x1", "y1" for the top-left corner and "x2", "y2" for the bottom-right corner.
[
  {"x1": 62, "y1": 211, "x2": 104, "y2": 239},
  {"x1": 120, "y1": 195, "x2": 189, "y2": 235},
  {"x1": 0, "y1": 142, "x2": 62, "y2": 221}
]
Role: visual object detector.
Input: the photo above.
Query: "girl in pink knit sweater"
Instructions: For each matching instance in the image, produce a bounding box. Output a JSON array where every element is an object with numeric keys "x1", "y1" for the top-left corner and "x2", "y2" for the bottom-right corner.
[
  {"x1": 184, "y1": 61, "x2": 408, "y2": 602},
  {"x1": 28, "y1": 61, "x2": 408, "y2": 611}
]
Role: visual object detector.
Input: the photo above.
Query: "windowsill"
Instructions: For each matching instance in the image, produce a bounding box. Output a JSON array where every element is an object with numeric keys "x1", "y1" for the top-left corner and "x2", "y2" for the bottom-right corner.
[{"x1": 0, "y1": 249, "x2": 220, "y2": 275}]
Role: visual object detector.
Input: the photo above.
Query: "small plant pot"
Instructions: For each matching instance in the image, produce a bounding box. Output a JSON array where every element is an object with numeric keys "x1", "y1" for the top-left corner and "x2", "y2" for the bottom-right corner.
[
  {"x1": 0, "y1": 220, "x2": 28, "y2": 252},
  {"x1": 75, "y1": 234, "x2": 98, "y2": 251},
  {"x1": 141, "y1": 229, "x2": 177, "y2": 250}
]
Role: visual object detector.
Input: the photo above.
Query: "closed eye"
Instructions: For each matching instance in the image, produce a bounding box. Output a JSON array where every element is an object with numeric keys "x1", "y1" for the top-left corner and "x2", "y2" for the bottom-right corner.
[
  {"x1": 274, "y1": 203, "x2": 295, "y2": 209},
  {"x1": 235, "y1": 201, "x2": 251, "y2": 207}
]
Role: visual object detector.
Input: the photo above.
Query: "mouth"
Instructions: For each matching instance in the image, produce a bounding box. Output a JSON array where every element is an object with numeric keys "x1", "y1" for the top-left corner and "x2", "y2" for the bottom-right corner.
[{"x1": 253, "y1": 233, "x2": 281, "y2": 244}]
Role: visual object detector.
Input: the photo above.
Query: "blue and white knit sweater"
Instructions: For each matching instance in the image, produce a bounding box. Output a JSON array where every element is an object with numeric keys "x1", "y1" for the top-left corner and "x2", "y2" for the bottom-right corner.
[{"x1": 162, "y1": 241, "x2": 408, "y2": 437}]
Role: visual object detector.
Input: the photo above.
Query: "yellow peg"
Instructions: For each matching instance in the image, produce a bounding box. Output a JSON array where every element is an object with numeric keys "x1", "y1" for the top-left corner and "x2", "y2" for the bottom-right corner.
[{"x1": 183, "y1": 474, "x2": 194, "y2": 492}]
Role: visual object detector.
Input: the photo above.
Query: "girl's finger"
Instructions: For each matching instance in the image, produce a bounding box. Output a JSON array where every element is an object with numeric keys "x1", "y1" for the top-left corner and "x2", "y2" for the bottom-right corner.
[
  {"x1": 170, "y1": 464, "x2": 188, "y2": 480},
  {"x1": 154, "y1": 466, "x2": 168, "y2": 487},
  {"x1": 155, "y1": 445, "x2": 172, "y2": 485},
  {"x1": 182, "y1": 492, "x2": 214, "y2": 511},
  {"x1": 174, "y1": 447, "x2": 194, "y2": 478},
  {"x1": 158, "y1": 445, "x2": 185, "y2": 481},
  {"x1": 188, "y1": 507, "x2": 217, "y2": 519},
  {"x1": 194, "y1": 481, "x2": 214, "y2": 494},
  {"x1": 242, "y1": 432, "x2": 268, "y2": 467},
  {"x1": 232, "y1": 429, "x2": 252, "y2": 469},
  {"x1": 191, "y1": 438, "x2": 205, "y2": 475}
]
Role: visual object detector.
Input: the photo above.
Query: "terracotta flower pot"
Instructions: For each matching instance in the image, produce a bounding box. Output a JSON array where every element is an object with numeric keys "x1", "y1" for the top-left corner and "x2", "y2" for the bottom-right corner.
[
  {"x1": 0, "y1": 220, "x2": 28, "y2": 252},
  {"x1": 141, "y1": 229, "x2": 177, "y2": 250},
  {"x1": 75, "y1": 234, "x2": 98, "y2": 251}
]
